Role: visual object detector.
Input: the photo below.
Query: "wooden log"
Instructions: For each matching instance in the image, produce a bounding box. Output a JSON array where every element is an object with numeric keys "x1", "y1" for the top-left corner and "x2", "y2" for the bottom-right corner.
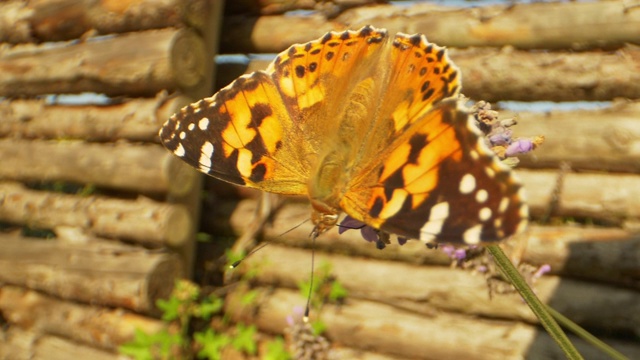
[
  {"x1": 0, "y1": 138, "x2": 198, "y2": 197},
  {"x1": 233, "y1": 244, "x2": 640, "y2": 334},
  {"x1": 211, "y1": 199, "x2": 640, "y2": 287},
  {"x1": 0, "y1": 0, "x2": 210, "y2": 44},
  {"x1": 0, "y1": 93, "x2": 191, "y2": 142},
  {"x1": 0, "y1": 182, "x2": 192, "y2": 246},
  {"x1": 225, "y1": 286, "x2": 640, "y2": 360},
  {"x1": 504, "y1": 100, "x2": 640, "y2": 173},
  {"x1": 519, "y1": 169, "x2": 640, "y2": 224},
  {"x1": 224, "y1": 0, "x2": 384, "y2": 16},
  {"x1": 0, "y1": 328, "x2": 125, "y2": 360},
  {"x1": 0, "y1": 285, "x2": 166, "y2": 351},
  {"x1": 237, "y1": 45, "x2": 640, "y2": 102},
  {"x1": 0, "y1": 28, "x2": 206, "y2": 97},
  {"x1": 221, "y1": 1, "x2": 640, "y2": 53},
  {"x1": 0, "y1": 235, "x2": 183, "y2": 314}
]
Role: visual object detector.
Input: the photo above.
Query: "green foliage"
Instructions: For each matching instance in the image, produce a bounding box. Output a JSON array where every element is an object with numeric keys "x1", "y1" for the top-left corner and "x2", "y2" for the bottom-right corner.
[
  {"x1": 120, "y1": 279, "x2": 291, "y2": 360},
  {"x1": 194, "y1": 329, "x2": 231, "y2": 360},
  {"x1": 231, "y1": 323, "x2": 257, "y2": 355},
  {"x1": 119, "y1": 328, "x2": 182, "y2": 360},
  {"x1": 264, "y1": 337, "x2": 292, "y2": 360}
]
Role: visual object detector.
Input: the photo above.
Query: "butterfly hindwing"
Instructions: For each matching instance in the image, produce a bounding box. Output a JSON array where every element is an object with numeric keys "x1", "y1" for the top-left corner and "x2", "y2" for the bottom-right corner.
[{"x1": 342, "y1": 100, "x2": 527, "y2": 244}]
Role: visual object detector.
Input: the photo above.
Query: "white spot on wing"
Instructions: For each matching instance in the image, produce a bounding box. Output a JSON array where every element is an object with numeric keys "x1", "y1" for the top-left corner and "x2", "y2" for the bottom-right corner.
[
  {"x1": 476, "y1": 189, "x2": 488, "y2": 203},
  {"x1": 199, "y1": 117, "x2": 210, "y2": 131},
  {"x1": 499, "y1": 197, "x2": 510, "y2": 213},
  {"x1": 188, "y1": 123, "x2": 195, "y2": 131},
  {"x1": 479, "y1": 207, "x2": 492, "y2": 221},
  {"x1": 179, "y1": 132, "x2": 186, "y2": 139},
  {"x1": 463, "y1": 224, "x2": 482, "y2": 244},
  {"x1": 199, "y1": 141, "x2": 214, "y2": 171},
  {"x1": 419, "y1": 202, "x2": 449, "y2": 242},
  {"x1": 459, "y1": 174, "x2": 476, "y2": 194},
  {"x1": 175, "y1": 144, "x2": 185, "y2": 157}
]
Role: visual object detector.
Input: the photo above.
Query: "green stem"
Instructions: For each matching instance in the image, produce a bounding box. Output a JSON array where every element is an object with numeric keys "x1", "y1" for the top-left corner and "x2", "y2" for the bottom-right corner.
[{"x1": 486, "y1": 245, "x2": 583, "y2": 360}]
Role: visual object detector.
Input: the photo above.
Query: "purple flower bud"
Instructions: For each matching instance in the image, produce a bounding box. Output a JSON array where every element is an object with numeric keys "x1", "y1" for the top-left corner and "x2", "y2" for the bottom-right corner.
[
  {"x1": 397, "y1": 237, "x2": 408, "y2": 246},
  {"x1": 361, "y1": 226, "x2": 379, "y2": 243},
  {"x1": 453, "y1": 248, "x2": 467, "y2": 261},
  {"x1": 338, "y1": 216, "x2": 366, "y2": 234},
  {"x1": 505, "y1": 139, "x2": 535, "y2": 157},
  {"x1": 489, "y1": 130, "x2": 512, "y2": 146},
  {"x1": 533, "y1": 264, "x2": 551, "y2": 280}
]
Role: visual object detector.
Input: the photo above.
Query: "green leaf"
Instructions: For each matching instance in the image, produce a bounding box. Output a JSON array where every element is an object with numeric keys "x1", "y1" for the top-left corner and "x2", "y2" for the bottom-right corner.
[
  {"x1": 264, "y1": 337, "x2": 292, "y2": 360},
  {"x1": 232, "y1": 323, "x2": 257, "y2": 355},
  {"x1": 119, "y1": 328, "x2": 181, "y2": 360},
  {"x1": 195, "y1": 328, "x2": 231, "y2": 360},
  {"x1": 156, "y1": 295, "x2": 182, "y2": 322},
  {"x1": 311, "y1": 320, "x2": 327, "y2": 336},
  {"x1": 197, "y1": 296, "x2": 224, "y2": 320},
  {"x1": 329, "y1": 281, "x2": 348, "y2": 301},
  {"x1": 240, "y1": 290, "x2": 259, "y2": 305}
]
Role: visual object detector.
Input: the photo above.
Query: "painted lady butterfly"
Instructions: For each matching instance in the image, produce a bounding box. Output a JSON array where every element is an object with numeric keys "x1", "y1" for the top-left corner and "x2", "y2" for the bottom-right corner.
[{"x1": 160, "y1": 26, "x2": 527, "y2": 245}]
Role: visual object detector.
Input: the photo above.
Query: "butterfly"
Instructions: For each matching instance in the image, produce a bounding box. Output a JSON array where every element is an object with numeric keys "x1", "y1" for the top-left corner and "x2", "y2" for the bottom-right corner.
[{"x1": 159, "y1": 26, "x2": 528, "y2": 245}]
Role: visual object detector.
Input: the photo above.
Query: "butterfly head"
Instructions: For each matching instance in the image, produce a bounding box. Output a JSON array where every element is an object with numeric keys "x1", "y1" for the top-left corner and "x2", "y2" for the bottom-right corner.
[{"x1": 310, "y1": 199, "x2": 340, "y2": 236}]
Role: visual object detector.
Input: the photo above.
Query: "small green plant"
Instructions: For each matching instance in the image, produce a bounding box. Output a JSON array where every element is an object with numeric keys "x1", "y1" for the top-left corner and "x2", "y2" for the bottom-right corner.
[
  {"x1": 297, "y1": 261, "x2": 348, "y2": 334},
  {"x1": 119, "y1": 279, "x2": 292, "y2": 360}
]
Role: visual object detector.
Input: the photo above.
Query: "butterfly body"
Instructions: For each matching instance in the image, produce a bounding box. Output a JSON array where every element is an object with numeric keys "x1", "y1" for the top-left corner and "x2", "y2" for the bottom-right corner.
[{"x1": 160, "y1": 26, "x2": 528, "y2": 244}]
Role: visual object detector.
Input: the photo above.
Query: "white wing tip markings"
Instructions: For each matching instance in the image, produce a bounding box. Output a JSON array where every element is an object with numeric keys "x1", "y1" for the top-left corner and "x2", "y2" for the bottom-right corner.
[
  {"x1": 419, "y1": 201, "x2": 449, "y2": 242},
  {"x1": 199, "y1": 141, "x2": 214, "y2": 171}
]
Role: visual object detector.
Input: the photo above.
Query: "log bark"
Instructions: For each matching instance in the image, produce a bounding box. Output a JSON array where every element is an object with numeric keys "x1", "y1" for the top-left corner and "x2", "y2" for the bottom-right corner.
[
  {"x1": 519, "y1": 169, "x2": 640, "y2": 224},
  {"x1": 0, "y1": 0, "x2": 210, "y2": 44},
  {"x1": 505, "y1": 100, "x2": 640, "y2": 173},
  {"x1": 210, "y1": 199, "x2": 640, "y2": 287},
  {"x1": 0, "y1": 235, "x2": 183, "y2": 314},
  {"x1": 0, "y1": 285, "x2": 166, "y2": 351},
  {"x1": 233, "y1": 244, "x2": 640, "y2": 334},
  {"x1": 237, "y1": 46, "x2": 640, "y2": 102},
  {"x1": 225, "y1": 286, "x2": 640, "y2": 360},
  {"x1": 0, "y1": 182, "x2": 192, "y2": 246},
  {"x1": 0, "y1": 28, "x2": 206, "y2": 97},
  {"x1": 0, "y1": 329, "x2": 124, "y2": 360},
  {"x1": 225, "y1": 0, "x2": 385, "y2": 16},
  {"x1": 0, "y1": 138, "x2": 198, "y2": 197},
  {"x1": 0, "y1": 93, "x2": 191, "y2": 142},
  {"x1": 221, "y1": 1, "x2": 640, "y2": 53}
]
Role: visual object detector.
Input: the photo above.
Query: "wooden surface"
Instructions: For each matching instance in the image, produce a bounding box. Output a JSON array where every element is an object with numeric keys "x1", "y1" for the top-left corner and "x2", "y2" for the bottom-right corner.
[
  {"x1": 233, "y1": 243, "x2": 640, "y2": 332},
  {"x1": 0, "y1": 93, "x2": 190, "y2": 142},
  {"x1": 0, "y1": 329, "x2": 124, "y2": 360},
  {"x1": 0, "y1": 182, "x2": 192, "y2": 246},
  {"x1": 225, "y1": 285, "x2": 640, "y2": 360},
  {"x1": 506, "y1": 100, "x2": 640, "y2": 173},
  {"x1": 221, "y1": 0, "x2": 640, "y2": 53},
  {"x1": 0, "y1": 235, "x2": 183, "y2": 314},
  {"x1": 0, "y1": 139, "x2": 198, "y2": 197},
  {"x1": 0, "y1": 28, "x2": 206, "y2": 97},
  {"x1": 0, "y1": 285, "x2": 166, "y2": 352},
  {"x1": 0, "y1": 0, "x2": 205, "y2": 44}
]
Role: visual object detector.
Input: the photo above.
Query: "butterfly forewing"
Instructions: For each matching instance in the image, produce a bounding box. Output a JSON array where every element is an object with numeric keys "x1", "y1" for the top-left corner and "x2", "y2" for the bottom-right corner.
[{"x1": 160, "y1": 72, "x2": 311, "y2": 195}]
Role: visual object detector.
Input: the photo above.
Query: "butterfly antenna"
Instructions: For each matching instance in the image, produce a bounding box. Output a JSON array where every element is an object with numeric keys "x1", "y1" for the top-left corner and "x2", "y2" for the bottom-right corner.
[
  {"x1": 228, "y1": 242, "x2": 270, "y2": 269},
  {"x1": 279, "y1": 218, "x2": 310, "y2": 237},
  {"x1": 304, "y1": 228, "x2": 318, "y2": 323}
]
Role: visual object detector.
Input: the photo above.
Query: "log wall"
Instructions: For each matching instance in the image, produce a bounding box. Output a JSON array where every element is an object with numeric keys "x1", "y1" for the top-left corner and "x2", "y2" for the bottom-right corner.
[{"x1": 0, "y1": 0, "x2": 221, "y2": 358}]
